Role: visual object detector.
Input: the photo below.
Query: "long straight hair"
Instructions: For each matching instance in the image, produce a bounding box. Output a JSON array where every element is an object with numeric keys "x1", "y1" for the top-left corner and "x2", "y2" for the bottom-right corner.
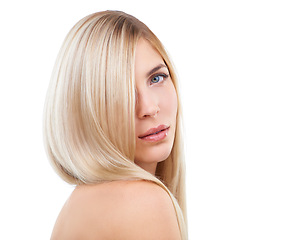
[{"x1": 44, "y1": 11, "x2": 187, "y2": 239}]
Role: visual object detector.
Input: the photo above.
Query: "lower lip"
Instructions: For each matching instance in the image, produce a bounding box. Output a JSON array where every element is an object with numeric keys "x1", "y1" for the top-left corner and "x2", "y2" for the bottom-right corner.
[{"x1": 139, "y1": 128, "x2": 169, "y2": 142}]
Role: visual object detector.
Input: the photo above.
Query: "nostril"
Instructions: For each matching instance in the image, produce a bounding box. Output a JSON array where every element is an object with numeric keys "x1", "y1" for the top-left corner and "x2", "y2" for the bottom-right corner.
[
  {"x1": 143, "y1": 107, "x2": 160, "y2": 118},
  {"x1": 135, "y1": 91, "x2": 160, "y2": 119}
]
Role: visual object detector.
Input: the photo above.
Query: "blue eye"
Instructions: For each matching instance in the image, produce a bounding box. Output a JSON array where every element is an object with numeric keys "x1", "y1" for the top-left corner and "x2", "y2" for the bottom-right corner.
[{"x1": 150, "y1": 74, "x2": 168, "y2": 85}]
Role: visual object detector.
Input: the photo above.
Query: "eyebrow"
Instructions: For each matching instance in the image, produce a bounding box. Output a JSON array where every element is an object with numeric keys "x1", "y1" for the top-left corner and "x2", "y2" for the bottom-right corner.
[{"x1": 146, "y1": 64, "x2": 168, "y2": 77}]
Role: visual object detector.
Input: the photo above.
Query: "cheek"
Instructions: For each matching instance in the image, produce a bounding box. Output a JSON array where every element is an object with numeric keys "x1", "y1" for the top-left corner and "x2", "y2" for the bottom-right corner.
[{"x1": 160, "y1": 82, "x2": 178, "y2": 118}]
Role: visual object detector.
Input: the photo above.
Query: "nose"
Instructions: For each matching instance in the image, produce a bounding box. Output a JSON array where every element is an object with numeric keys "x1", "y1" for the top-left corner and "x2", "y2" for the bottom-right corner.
[{"x1": 136, "y1": 90, "x2": 160, "y2": 119}]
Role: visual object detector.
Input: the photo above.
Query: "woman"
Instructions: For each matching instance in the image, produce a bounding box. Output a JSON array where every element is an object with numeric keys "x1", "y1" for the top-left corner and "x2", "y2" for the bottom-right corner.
[{"x1": 44, "y1": 10, "x2": 187, "y2": 239}]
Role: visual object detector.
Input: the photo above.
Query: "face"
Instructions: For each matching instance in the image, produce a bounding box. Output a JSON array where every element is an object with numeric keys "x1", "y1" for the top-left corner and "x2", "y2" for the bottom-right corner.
[{"x1": 134, "y1": 39, "x2": 178, "y2": 175}]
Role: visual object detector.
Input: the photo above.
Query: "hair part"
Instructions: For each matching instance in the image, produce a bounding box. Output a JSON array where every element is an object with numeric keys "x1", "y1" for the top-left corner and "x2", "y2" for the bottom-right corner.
[{"x1": 44, "y1": 10, "x2": 187, "y2": 239}]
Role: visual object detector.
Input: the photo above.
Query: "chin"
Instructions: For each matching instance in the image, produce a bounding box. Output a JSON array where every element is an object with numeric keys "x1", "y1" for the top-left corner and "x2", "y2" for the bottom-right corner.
[{"x1": 135, "y1": 140, "x2": 173, "y2": 164}]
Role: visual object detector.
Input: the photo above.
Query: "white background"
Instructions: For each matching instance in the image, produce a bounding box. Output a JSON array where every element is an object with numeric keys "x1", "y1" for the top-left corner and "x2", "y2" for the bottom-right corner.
[{"x1": 1, "y1": 0, "x2": 298, "y2": 239}]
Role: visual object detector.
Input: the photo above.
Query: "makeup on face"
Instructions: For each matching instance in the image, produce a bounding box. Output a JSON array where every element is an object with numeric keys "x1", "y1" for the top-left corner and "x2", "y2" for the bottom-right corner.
[
  {"x1": 138, "y1": 125, "x2": 170, "y2": 142},
  {"x1": 134, "y1": 38, "x2": 177, "y2": 174}
]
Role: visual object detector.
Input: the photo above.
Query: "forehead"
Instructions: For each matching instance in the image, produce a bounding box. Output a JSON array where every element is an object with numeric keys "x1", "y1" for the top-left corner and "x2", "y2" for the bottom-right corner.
[{"x1": 134, "y1": 39, "x2": 164, "y2": 77}]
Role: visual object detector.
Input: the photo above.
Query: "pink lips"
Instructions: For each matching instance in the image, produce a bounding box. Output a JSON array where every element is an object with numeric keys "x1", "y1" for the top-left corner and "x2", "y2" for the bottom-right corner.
[{"x1": 138, "y1": 125, "x2": 170, "y2": 142}]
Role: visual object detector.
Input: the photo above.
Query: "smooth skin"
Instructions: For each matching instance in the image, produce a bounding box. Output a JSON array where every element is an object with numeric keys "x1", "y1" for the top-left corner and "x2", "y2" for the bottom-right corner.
[
  {"x1": 134, "y1": 38, "x2": 178, "y2": 175},
  {"x1": 51, "y1": 181, "x2": 181, "y2": 239},
  {"x1": 51, "y1": 39, "x2": 181, "y2": 239}
]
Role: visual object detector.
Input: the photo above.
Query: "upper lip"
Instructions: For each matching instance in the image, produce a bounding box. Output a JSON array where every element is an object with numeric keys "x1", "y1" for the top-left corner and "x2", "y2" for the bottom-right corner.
[{"x1": 138, "y1": 124, "x2": 170, "y2": 138}]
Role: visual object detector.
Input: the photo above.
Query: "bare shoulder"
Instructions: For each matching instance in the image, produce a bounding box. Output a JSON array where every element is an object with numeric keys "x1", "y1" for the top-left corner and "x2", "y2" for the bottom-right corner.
[
  {"x1": 51, "y1": 180, "x2": 181, "y2": 240},
  {"x1": 110, "y1": 180, "x2": 181, "y2": 240}
]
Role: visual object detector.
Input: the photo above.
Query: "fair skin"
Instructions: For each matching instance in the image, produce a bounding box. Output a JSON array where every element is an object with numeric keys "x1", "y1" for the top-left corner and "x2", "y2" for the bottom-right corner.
[
  {"x1": 51, "y1": 181, "x2": 181, "y2": 239},
  {"x1": 50, "y1": 39, "x2": 180, "y2": 239},
  {"x1": 134, "y1": 38, "x2": 178, "y2": 175}
]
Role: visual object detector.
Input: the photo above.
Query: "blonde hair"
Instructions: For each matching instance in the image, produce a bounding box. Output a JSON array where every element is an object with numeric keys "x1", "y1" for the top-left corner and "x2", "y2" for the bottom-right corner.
[{"x1": 44, "y1": 10, "x2": 187, "y2": 239}]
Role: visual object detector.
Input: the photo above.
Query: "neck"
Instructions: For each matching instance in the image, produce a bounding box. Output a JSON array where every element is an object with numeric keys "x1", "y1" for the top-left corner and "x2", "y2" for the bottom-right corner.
[{"x1": 135, "y1": 161, "x2": 158, "y2": 175}]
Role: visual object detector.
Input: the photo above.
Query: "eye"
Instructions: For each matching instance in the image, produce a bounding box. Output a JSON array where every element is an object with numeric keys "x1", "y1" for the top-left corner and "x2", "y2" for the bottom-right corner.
[{"x1": 150, "y1": 74, "x2": 169, "y2": 85}]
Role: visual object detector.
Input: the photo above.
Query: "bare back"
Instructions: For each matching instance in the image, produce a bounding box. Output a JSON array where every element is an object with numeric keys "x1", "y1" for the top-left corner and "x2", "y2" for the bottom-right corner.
[{"x1": 51, "y1": 180, "x2": 181, "y2": 240}]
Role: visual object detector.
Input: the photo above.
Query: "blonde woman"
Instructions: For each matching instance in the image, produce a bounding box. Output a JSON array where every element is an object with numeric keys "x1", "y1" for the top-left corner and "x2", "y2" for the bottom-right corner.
[{"x1": 44, "y1": 10, "x2": 187, "y2": 239}]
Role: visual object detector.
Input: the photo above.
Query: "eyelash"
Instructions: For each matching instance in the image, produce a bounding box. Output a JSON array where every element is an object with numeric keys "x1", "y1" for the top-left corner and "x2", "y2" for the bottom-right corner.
[{"x1": 150, "y1": 73, "x2": 169, "y2": 85}]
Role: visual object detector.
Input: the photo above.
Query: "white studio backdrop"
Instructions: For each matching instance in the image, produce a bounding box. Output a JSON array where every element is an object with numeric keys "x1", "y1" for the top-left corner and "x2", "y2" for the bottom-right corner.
[{"x1": 0, "y1": 0, "x2": 298, "y2": 239}]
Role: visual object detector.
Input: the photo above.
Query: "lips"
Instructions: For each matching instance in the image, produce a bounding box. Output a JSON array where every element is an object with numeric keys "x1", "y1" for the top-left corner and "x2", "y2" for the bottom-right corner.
[{"x1": 138, "y1": 125, "x2": 170, "y2": 142}]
